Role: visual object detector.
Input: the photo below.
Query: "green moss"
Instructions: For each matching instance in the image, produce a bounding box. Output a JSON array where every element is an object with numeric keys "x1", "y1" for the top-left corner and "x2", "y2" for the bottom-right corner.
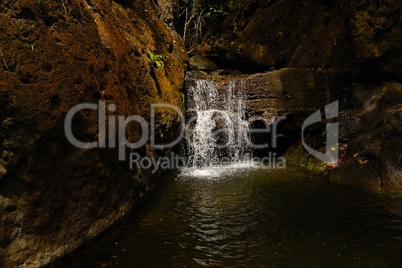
[{"x1": 284, "y1": 142, "x2": 327, "y2": 174}]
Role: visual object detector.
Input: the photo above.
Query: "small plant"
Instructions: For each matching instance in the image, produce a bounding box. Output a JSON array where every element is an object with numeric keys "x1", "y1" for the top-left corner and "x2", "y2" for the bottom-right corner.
[
  {"x1": 148, "y1": 50, "x2": 164, "y2": 69},
  {"x1": 27, "y1": 42, "x2": 35, "y2": 51},
  {"x1": 284, "y1": 92, "x2": 292, "y2": 99}
]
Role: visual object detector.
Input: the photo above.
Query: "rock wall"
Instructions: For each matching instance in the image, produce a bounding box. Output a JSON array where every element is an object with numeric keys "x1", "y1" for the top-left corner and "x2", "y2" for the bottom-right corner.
[
  {"x1": 210, "y1": 0, "x2": 355, "y2": 74},
  {"x1": 326, "y1": 83, "x2": 402, "y2": 195},
  {"x1": 186, "y1": 69, "x2": 342, "y2": 118},
  {"x1": 0, "y1": 0, "x2": 186, "y2": 267},
  {"x1": 285, "y1": 82, "x2": 402, "y2": 195},
  {"x1": 205, "y1": 0, "x2": 402, "y2": 81}
]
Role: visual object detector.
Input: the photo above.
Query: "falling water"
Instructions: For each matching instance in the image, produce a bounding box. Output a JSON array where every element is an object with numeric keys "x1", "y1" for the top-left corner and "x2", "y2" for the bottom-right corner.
[{"x1": 184, "y1": 79, "x2": 252, "y2": 176}]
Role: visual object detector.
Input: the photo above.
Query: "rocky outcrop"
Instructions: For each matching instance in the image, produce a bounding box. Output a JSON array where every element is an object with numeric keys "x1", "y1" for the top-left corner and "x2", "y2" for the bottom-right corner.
[
  {"x1": 204, "y1": 0, "x2": 402, "y2": 81},
  {"x1": 185, "y1": 68, "x2": 344, "y2": 155},
  {"x1": 186, "y1": 68, "x2": 342, "y2": 117},
  {"x1": 0, "y1": 0, "x2": 186, "y2": 267},
  {"x1": 326, "y1": 83, "x2": 402, "y2": 195},
  {"x1": 284, "y1": 82, "x2": 402, "y2": 195},
  {"x1": 209, "y1": 0, "x2": 355, "y2": 74},
  {"x1": 189, "y1": 55, "x2": 219, "y2": 71}
]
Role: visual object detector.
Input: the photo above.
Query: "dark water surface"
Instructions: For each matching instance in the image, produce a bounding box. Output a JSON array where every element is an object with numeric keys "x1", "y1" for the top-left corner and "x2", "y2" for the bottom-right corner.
[{"x1": 55, "y1": 166, "x2": 402, "y2": 267}]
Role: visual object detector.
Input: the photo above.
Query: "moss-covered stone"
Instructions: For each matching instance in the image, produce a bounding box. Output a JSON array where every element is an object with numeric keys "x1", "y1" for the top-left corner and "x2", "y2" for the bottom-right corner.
[{"x1": 0, "y1": 0, "x2": 186, "y2": 267}]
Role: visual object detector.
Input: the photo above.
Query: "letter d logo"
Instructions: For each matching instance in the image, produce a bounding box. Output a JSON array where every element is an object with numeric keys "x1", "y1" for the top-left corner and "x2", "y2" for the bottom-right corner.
[{"x1": 302, "y1": 101, "x2": 339, "y2": 166}]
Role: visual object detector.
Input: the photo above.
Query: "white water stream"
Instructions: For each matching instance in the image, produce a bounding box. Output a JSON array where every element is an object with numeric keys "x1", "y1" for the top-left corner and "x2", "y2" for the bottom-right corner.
[{"x1": 183, "y1": 79, "x2": 254, "y2": 177}]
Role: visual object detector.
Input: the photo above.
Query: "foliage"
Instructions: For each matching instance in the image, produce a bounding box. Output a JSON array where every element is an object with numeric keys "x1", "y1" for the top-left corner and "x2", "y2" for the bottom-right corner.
[
  {"x1": 148, "y1": 50, "x2": 164, "y2": 69},
  {"x1": 178, "y1": 0, "x2": 204, "y2": 51},
  {"x1": 284, "y1": 92, "x2": 292, "y2": 99},
  {"x1": 177, "y1": 0, "x2": 233, "y2": 51}
]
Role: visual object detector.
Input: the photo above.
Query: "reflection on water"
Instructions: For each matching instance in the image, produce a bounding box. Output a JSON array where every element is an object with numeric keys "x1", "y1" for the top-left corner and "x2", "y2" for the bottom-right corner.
[
  {"x1": 56, "y1": 166, "x2": 402, "y2": 267},
  {"x1": 180, "y1": 162, "x2": 258, "y2": 178}
]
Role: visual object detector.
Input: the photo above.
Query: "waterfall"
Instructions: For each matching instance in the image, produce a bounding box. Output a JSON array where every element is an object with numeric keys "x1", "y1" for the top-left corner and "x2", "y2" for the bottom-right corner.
[{"x1": 185, "y1": 79, "x2": 252, "y2": 172}]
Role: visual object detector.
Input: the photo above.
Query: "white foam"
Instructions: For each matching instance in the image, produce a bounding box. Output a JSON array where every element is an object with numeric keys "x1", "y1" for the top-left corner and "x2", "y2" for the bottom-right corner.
[
  {"x1": 180, "y1": 162, "x2": 258, "y2": 179},
  {"x1": 186, "y1": 79, "x2": 252, "y2": 169}
]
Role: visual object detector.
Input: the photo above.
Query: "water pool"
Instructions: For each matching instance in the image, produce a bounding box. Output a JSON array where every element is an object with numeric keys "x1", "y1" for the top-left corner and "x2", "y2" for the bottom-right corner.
[{"x1": 54, "y1": 166, "x2": 402, "y2": 267}]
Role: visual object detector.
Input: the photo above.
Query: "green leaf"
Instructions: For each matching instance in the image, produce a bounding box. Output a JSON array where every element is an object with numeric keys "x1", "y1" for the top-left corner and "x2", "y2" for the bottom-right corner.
[
  {"x1": 154, "y1": 54, "x2": 163, "y2": 60},
  {"x1": 155, "y1": 60, "x2": 163, "y2": 69},
  {"x1": 148, "y1": 50, "x2": 163, "y2": 69},
  {"x1": 148, "y1": 50, "x2": 155, "y2": 61}
]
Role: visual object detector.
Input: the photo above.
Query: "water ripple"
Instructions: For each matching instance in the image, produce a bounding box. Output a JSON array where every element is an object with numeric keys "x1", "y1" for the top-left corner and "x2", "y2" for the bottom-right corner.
[{"x1": 56, "y1": 167, "x2": 402, "y2": 268}]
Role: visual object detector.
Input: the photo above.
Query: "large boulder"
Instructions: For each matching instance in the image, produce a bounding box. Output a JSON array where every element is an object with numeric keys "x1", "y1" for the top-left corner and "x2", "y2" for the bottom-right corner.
[
  {"x1": 213, "y1": 0, "x2": 355, "y2": 74},
  {"x1": 189, "y1": 55, "x2": 219, "y2": 71},
  {"x1": 0, "y1": 0, "x2": 186, "y2": 267},
  {"x1": 284, "y1": 82, "x2": 402, "y2": 195},
  {"x1": 326, "y1": 82, "x2": 402, "y2": 195}
]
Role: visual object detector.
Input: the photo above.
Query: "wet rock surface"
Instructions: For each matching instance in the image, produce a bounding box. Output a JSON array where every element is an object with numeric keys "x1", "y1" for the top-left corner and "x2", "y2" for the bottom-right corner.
[
  {"x1": 186, "y1": 69, "x2": 343, "y2": 118},
  {"x1": 185, "y1": 69, "x2": 344, "y2": 156},
  {"x1": 0, "y1": 0, "x2": 185, "y2": 267},
  {"x1": 186, "y1": 69, "x2": 402, "y2": 195}
]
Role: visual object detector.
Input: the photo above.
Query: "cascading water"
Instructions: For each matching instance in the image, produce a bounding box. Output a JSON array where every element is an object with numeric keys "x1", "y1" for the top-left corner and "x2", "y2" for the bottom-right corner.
[{"x1": 183, "y1": 78, "x2": 253, "y2": 177}]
